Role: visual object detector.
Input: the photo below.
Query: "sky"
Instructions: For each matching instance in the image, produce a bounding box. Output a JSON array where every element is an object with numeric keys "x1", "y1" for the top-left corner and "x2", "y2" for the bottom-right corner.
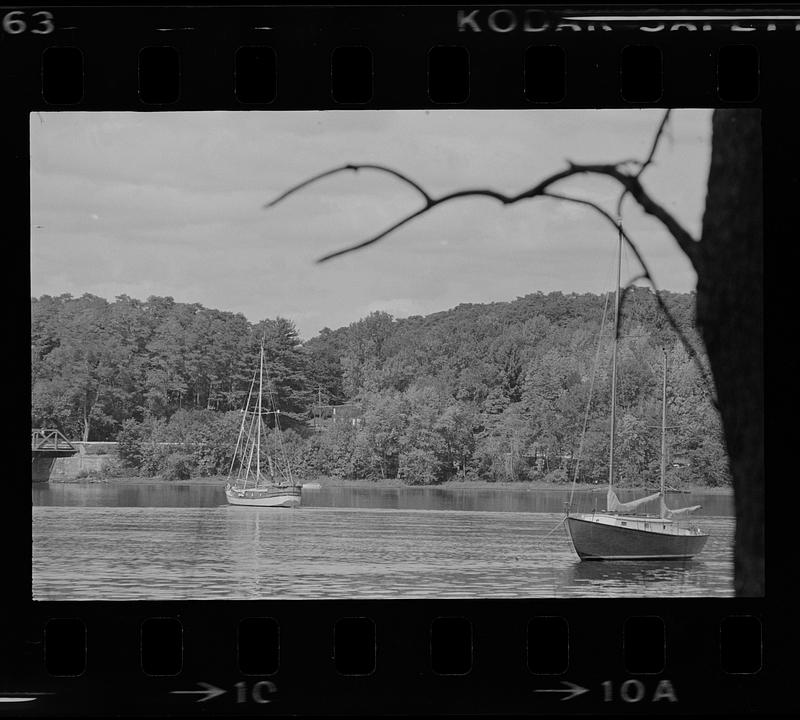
[{"x1": 30, "y1": 109, "x2": 712, "y2": 340}]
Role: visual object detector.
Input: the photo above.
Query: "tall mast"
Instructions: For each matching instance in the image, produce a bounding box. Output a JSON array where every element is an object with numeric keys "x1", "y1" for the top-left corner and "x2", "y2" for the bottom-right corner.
[
  {"x1": 256, "y1": 338, "x2": 264, "y2": 483},
  {"x1": 229, "y1": 367, "x2": 258, "y2": 486},
  {"x1": 608, "y1": 218, "x2": 622, "y2": 490},
  {"x1": 660, "y1": 348, "x2": 668, "y2": 516}
]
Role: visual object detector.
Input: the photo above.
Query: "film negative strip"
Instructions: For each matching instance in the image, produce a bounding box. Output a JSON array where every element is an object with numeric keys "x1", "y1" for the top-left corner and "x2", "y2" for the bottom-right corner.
[{"x1": 3, "y1": 1, "x2": 794, "y2": 717}]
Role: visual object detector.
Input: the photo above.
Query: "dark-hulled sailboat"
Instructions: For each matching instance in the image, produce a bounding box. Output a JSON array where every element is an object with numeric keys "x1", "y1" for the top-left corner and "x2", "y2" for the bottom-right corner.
[{"x1": 565, "y1": 222, "x2": 708, "y2": 561}]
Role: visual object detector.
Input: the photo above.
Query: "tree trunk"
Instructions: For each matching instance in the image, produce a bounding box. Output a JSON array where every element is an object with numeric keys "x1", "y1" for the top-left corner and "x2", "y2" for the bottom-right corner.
[
  {"x1": 696, "y1": 109, "x2": 763, "y2": 596},
  {"x1": 82, "y1": 393, "x2": 92, "y2": 442}
]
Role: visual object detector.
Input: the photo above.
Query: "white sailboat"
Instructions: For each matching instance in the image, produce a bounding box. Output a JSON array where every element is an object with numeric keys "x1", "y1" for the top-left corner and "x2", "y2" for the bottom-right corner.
[
  {"x1": 565, "y1": 221, "x2": 709, "y2": 560},
  {"x1": 224, "y1": 339, "x2": 301, "y2": 508}
]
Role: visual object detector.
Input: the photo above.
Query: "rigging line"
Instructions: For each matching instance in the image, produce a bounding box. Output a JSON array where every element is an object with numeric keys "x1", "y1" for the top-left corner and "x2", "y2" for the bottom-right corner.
[
  {"x1": 276, "y1": 406, "x2": 294, "y2": 484},
  {"x1": 238, "y1": 358, "x2": 264, "y2": 487},
  {"x1": 239, "y1": 405, "x2": 256, "y2": 485},
  {"x1": 608, "y1": 219, "x2": 623, "y2": 493},
  {"x1": 534, "y1": 516, "x2": 568, "y2": 553},
  {"x1": 623, "y1": 235, "x2": 633, "y2": 289},
  {"x1": 544, "y1": 516, "x2": 567, "y2": 538},
  {"x1": 243, "y1": 414, "x2": 258, "y2": 487},
  {"x1": 242, "y1": 375, "x2": 261, "y2": 489},
  {"x1": 274, "y1": 405, "x2": 294, "y2": 484},
  {"x1": 568, "y1": 287, "x2": 613, "y2": 510},
  {"x1": 237, "y1": 385, "x2": 261, "y2": 486},
  {"x1": 227, "y1": 367, "x2": 258, "y2": 483},
  {"x1": 265, "y1": 371, "x2": 294, "y2": 485},
  {"x1": 256, "y1": 340, "x2": 264, "y2": 483}
]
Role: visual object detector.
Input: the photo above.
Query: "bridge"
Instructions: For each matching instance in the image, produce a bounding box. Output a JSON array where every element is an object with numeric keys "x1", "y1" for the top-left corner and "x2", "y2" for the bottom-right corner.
[
  {"x1": 32, "y1": 428, "x2": 78, "y2": 457},
  {"x1": 32, "y1": 429, "x2": 78, "y2": 483}
]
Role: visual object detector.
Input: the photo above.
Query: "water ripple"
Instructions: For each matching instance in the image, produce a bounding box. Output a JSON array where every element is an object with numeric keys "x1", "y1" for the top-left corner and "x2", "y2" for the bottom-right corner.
[{"x1": 33, "y1": 504, "x2": 734, "y2": 600}]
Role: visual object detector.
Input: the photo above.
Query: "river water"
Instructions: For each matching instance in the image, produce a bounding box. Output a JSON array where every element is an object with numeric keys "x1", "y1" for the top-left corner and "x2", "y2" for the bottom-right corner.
[{"x1": 32, "y1": 484, "x2": 735, "y2": 600}]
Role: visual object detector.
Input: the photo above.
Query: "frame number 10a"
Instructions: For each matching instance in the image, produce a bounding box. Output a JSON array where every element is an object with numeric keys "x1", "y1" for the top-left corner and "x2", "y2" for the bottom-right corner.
[
  {"x1": 534, "y1": 678, "x2": 678, "y2": 703},
  {"x1": 603, "y1": 679, "x2": 678, "y2": 703}
]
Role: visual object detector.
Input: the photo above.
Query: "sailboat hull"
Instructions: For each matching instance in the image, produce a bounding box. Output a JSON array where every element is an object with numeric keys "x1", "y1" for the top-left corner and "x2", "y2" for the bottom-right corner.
[
  {"x1": 566, "y1": 514, "x2": 708, "y2": 560},
  {"x1": 225, "y1": 485, "x2": 301, "y2": 508}
]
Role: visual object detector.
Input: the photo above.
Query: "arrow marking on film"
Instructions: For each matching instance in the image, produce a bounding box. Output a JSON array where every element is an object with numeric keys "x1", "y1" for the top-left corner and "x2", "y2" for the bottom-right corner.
[
  {"x1": 0, "y1": 692, "x2": 54, "y2": 703},
  {"x1": 534, "y1": 681, "x2": 590, "y2": 701},
  {"x1": 170, "y1": 682, "x2": 226, "y2": 702}
]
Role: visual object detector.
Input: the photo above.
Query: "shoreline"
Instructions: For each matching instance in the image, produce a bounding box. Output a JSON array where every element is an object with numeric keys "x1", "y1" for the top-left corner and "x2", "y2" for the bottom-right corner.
[{"x1": 45, "y1": 474, "x2": 734, "y2": 495}]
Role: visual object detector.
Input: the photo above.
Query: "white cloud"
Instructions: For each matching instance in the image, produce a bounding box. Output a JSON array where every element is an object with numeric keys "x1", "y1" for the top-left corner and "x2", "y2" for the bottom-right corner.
[{"x1": 30, "y1": 109, "x2": 712, "y2": 338}]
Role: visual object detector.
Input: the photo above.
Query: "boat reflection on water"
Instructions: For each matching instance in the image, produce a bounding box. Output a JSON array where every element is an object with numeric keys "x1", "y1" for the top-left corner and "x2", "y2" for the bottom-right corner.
[{"x1": 555, "y1": 558, "x2": 705, "y2": 596}]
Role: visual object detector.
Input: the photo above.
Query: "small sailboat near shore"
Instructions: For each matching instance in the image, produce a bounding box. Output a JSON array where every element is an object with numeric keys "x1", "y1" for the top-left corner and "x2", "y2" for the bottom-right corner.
[
  {"x1": 224, "y1": 339, "x2": 301, "y2": 508},
  {"x1": 565, "y1": 221, "x2": 708, "y2": 560}
]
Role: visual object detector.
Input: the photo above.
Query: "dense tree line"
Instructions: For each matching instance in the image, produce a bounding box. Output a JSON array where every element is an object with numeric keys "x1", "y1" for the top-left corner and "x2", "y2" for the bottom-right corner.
[
  {"x1": 31, "y1": 289, "x2": 729, "y2": 487},
  {"x1": 31, "y1": 294, "x2": 310, "y2": 440}
]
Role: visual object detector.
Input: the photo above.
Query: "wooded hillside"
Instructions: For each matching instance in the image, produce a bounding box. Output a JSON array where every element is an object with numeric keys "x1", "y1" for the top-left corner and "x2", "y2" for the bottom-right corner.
[{"x1": 31, "y1": 289, "x2": 729, "y2": 486}]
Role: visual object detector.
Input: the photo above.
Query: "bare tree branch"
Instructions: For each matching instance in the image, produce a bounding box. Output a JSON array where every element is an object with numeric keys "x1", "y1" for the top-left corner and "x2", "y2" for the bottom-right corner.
[
  {"x1": 543, "y1": 190, "x2": 716, "y2": 405},
  {"x1": 540, "y1": 191, "x2": 652, "y2": 281},
  {"x1": 265, "y1": 163, "x2": 434, "y2": 209},
  {"x1": 616, "y1": 279, "x2": 717, "y2": 407},
  {"x1": 640, "y1": 289, "x2": 717, "y2": 408},
  {"x1": 638, "y1": 109, "x2": 673, "y2": 179},
  {"x1": 617, "y1": 109, "x2": 672, "y2": 217},
  {"x1": 265, "y1": 112, "x2": 711, "y2": 397},
  {"x1": 269, "y1": 153, "x2": 698, "y2": 268},
  {"x1": 555, "y1": 163, "x2": 698, "y2": 265},
  {"x1": 318, "y1": 205, "x2": 432, "y2": 263}
]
